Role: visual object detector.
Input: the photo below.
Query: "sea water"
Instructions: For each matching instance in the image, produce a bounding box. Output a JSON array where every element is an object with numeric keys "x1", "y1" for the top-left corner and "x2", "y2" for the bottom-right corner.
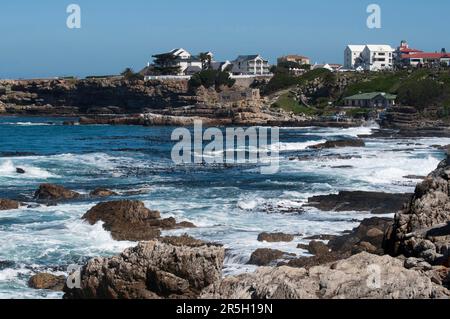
[{"x1": 0, "y1": 116, "x2": 447, "y2": 298}]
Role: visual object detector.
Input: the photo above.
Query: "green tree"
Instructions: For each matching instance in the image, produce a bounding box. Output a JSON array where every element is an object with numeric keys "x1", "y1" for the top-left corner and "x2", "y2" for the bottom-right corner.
[
  {"x1": 120, "y1": 68, "x2": 144, "y2": 81},
  {"x1": 189, "y1": 70, "x2": 235, "y2": 91},
  {"x1": 397, "y1": 78, "x2": 444, "y2": 109},
  {"x1": 199, "y1": 52, "x2": 212, "y2": 70}
]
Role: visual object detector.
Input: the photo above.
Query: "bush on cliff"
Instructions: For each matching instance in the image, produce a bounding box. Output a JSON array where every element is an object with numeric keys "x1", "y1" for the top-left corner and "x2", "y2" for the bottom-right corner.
[
  {"x1": 121, "y1": 68, "x2": 144, "y2": 81},
  {"x1": 397, "y1": 78, "x2": 444, "y2": 109},
  {"x1": 188, "y1": 70, "x2": 235, "y2": 91},
  {"x1": 262, "y1": 69, "x2": 332, "y2": 95}
]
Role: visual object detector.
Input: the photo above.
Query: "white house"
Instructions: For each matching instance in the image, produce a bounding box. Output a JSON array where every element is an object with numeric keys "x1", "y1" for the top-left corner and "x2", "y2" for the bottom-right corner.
[
  {"x1": 231, "y1": 55, "x2": 271, "y2": 75},
  {"x1": 152, "y1": 48, "x2": 212, "y2": 75},
  {"x1": 344, "y1": 45, "x2": 365, "y2": 69},
  {"x1": 344, "y1": 45, "x2": 394, "y2": 71},
  {"x1": 360, "y1": 45, "x2": 394, "y2": 71}
]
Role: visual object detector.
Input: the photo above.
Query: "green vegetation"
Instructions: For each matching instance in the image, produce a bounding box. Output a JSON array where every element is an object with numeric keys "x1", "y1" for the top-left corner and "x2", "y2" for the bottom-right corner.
[
  {"x1": 188, "y1": 70, "x2": 235, "y2": 91},
  {"x1": 397, "y1": 78, "x2": 444, "y2": 109},
  {"x1": 120, "y1": 68, "x2": 144, "y2": 81},
  {"x1": 262, "y1": 68, "x2": 332, "y2": 95},
  {"x1": 272, "y1": 92, "x2": 317, "y2": 115}
]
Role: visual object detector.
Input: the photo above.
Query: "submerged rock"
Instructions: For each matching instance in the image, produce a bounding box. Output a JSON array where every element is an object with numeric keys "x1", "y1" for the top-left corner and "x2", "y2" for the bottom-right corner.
[
  {"x1": 202, "y1": 252, "x2": 450, "y2": 299},
  {"x1": 63, "y1": 240, "x2": 225, "y2": 299},
  {"x1": 82, "y1": 200, "x2": 195, "y2": 241},
  {"x1": 309, "y1": 139, "x2": 365, "y2": 149},
  {"x1": 34, "y1": 184, "x2": 80, "y2": 201},
  {"x1": 28, "y1": 273, "x2": 66, "y2": 291},
  {"x1": 0, "y1": 199, "x2": 20, "y2": 211},
  {"x1": 257, "y1": 232, "x2": 294, "y2": 243},
  {"x1": 307, "y1": 191, "x2": 412, "y2": 215},
  {"x1": 89, "y1": 188, "x2": 118, "y2": 197}
]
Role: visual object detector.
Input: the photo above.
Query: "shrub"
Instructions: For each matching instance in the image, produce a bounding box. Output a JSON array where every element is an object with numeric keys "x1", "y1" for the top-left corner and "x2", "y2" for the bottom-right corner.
[
  {"x1": 397, "y1": 78, "x2": 444, "y2": 109},
  {"x1": 188, "y1": 70, "x2": 235, "y2": 91}
]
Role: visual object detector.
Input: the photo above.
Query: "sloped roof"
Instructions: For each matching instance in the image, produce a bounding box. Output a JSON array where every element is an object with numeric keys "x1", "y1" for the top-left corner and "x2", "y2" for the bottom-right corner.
[
  {"x1": 347, "y1": 45, "x2": 365, "y2": 51},
  {"x1": 234, "y1": 55, "x2": 262, "y2": 62},
  {"x1": 365, "y1": 45, "x2": 394, "y2": 52},
  {"x1": 344, "y1": 92, "x2": 397, "y2": 100}
]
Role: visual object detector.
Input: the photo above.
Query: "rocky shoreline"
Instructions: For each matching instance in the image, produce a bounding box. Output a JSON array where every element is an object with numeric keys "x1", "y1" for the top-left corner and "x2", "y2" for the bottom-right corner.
[{"x1": 8, "y1": 154, "x2": 449, "y2": 299}]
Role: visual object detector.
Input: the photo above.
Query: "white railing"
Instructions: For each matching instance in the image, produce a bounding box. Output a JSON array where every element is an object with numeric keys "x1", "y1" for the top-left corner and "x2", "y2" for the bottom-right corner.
[
  {"x1": 144, "y1": 75, "x2": 192, "y2": 81},
  {"x1": 230, "y1": 74, "x2": 273, "y2": 79}
]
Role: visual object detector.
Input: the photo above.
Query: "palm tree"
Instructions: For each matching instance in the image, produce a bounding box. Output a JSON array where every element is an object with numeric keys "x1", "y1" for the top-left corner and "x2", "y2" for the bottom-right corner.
[{"x1": 199, "y1": 52, "x2": 212, "y2": 70}]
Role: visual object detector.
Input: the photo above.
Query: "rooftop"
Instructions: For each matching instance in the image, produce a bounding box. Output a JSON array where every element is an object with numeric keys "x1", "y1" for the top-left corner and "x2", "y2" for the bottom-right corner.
[{"x1": 344, "y1": 92, "x2": 397, "y2": 100}]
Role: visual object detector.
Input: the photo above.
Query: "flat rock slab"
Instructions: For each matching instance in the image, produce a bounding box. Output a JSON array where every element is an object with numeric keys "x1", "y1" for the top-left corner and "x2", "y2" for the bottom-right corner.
[{"x1": 307, "y1": 191, "x2": 412, "y2": 215}]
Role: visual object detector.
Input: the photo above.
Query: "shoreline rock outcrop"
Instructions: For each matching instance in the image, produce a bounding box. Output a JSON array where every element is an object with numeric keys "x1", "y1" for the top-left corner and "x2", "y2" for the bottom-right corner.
[
  {"x1": 82, "y1": 200, "x2": 195, "y2": 241},
  {"x1": 387, "y1": 156, "x2": 450, "y2": 266},
  {"x1": 307, "y1": 191, "x2": 412, "y2": 215},
  {"x1": 63, "y1": 240, "x2": 225, "y2": 299},
  {"x1": 34, "y1": 184, "x2": 80, "y2": 201},
  {"x1": 257, "y1": 232, "x2": 295, "y2": 243},
  {"x1": 0, "y1": 199, "x2": 20, "y2": 211},
  {"x1": 202, "y1": 252, "x2": 449, "y2": 299},
  {"x1": 28, "y1": 273, "x2": 65, "y2": 291}
]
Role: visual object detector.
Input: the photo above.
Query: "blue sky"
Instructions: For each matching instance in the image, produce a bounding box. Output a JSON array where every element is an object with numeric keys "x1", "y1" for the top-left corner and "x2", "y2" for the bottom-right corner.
[{"x1": 0, "y1": 0, "x2": 448, "y2": 78}]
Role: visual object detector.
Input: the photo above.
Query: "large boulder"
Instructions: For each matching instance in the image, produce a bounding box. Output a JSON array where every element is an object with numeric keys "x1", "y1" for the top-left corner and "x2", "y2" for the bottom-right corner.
[
  {"x1": 248, "y1": 249, "x2": 294, "y2": 266},
  {"x1": 34, "y1": 184, "x2": 80, "y2": 201},
  {"x1": 0, "y1": 199, "x2": 20, "y2": 211},
  {"x1": 28, "y1": 273, "x2": 66, "y2": 291},
  {"x1": 284, "y1": 218, "x2": 392, "y2": 269},
  {"x1": 63, "y1": 240, "x2": 225, "y2": 299},
  {"x1": 387, "y1": 157, "x2": 450, "y2": 265},
  {"x1": 202, "y1": 252, "x2": 450, "y2": 299},
  {"x1": 82, "y1": 200, "x2": 195, "y2": 241},
  {"x1": 329, "y1": 217, "x2": 393, "y2": 256},
  {"x1": 257, "y1": 232, "x2": 294, "y2": 243}
]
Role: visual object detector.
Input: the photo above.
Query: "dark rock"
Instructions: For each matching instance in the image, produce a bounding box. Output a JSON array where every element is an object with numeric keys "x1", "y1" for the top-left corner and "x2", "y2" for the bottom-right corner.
[
  {"x1": 309, "y1": 139, "x2": 365, "y2": 149},
  {"x1": 248, "y1": 249, "x2": 295, "y2": 266},
  {"x1": 328, "y1": 217, "x2": 393, "y2": 255},
  {"x1": 0, "y1": 199, "x2": 20, "y2": 211},
  {"x1": 16, "y1": 167, "x2": 26, "y2": 174},
  {"x1": 82, "y1": 200, "x2": 195, "y2": 241},
  {"x1": 257, "y1": 232, "x2": 294, "y2": 243},
  {"x1": 308, "y1": 241, "x2": 330, "y2": 256},
  {"x1": 307, "y1": 191, "x2": 412, "y2": 215},
  {"x1": 63, "y1": 240, "x2": 225, "y2": 299},
  {"x1": 304, "y1": 234, "x2": 337, "y2": 241},
  {"x1": 34, "y1": 184, "x2": 80, "y2": 201},
  {"x1": 28, "y1": 273, "x2": 66, "y2": 291},
  {"x1": 89, "y1": 188, "x2": 118, "y2": 197}
]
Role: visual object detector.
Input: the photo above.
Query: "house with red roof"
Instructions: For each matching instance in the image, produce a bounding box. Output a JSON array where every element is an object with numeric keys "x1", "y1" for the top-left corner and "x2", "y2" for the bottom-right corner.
[{"x1": 395, "y1": 41, "x2": 450, "y2": 68}]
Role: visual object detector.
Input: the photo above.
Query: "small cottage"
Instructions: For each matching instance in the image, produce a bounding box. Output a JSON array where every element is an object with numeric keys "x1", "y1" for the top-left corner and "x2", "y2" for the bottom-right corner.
[{"x1": 343, "y1": 92, "x2": 397, "y2": 108}]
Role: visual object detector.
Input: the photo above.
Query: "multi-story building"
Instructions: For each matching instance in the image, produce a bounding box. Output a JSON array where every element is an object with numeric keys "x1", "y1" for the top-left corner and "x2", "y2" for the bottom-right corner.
[
  {"x1": 344, "y1": 45, "x2": 365, "y2": 69},
  {"x1": 360, "y1": 45, "x2": 394, "y2": 71},
  {"x1": 231, "y1": 55, "x2": 271, "y2": 75},
  {"x1": 152, "y1": 48, "x2": 212, "y2": 75},
  {"x1": 344, "y1": 44, "x2": 394, "y2": 71},
  {"x1": 394, "y1": 41, "x2": 450, "y2": 68}
]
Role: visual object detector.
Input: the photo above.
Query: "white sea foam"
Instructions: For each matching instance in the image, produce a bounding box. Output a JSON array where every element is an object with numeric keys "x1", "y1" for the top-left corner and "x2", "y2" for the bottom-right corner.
[{"x1": 0, "y1": 159, "x2": 57, "y2": 179}]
